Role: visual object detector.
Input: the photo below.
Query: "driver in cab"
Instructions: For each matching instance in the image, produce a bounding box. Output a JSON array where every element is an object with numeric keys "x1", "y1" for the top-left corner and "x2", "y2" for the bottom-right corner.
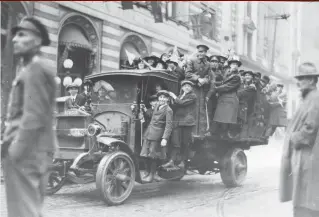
[{"x1": 65, "y1": 83, "x2": 86, "y2": 110}]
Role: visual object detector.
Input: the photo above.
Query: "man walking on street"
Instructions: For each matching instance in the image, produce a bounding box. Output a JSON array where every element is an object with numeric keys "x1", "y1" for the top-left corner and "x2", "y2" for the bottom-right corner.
[
  {"x1": 279, "y1": 62, "x2": 319, "y2": 217},
  {"x1": 1, "y1": 17, "x2": 57, "y2": 217}
]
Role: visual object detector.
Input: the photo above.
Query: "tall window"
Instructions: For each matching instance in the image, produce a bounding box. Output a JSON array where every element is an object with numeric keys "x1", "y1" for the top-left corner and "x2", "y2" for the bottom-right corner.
[{"x1": 200, "y1": 10, "x2": 217, "y2": 41}]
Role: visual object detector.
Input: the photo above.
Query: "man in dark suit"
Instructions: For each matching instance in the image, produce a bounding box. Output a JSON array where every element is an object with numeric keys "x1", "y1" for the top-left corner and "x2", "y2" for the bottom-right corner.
[
  {"x1": 65, "y1": 83, "x2": 86, "y2": 110},
  {"x1": 1, "y1": 17, "x2": 57, "y2": 217},
  {"x1": 185, "y1": 44, "x2": 213, "y2": 136}
]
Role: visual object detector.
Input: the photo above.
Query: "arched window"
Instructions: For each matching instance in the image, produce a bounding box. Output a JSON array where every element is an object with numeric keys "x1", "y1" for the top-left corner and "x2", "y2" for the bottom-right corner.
[{"x1": 119, "y1": 34, "x2": 148, "y2": 69}]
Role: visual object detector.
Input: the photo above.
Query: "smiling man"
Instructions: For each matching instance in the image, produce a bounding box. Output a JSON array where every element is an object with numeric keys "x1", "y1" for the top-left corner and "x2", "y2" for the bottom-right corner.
[
  {"x1": 1, "y1": 16, "x2": 57, "y2": 217},
  {"x1": 279, "y1": 62, "x2": 319, "y2": 217}
]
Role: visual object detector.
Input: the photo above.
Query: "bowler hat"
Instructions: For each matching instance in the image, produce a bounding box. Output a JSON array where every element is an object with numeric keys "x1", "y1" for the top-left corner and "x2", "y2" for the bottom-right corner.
[
  {"x1": 209, "y1": 55, "x2": 219, "y2": 62},
  {"x1": 11, "y1": 16, "x2": 51, "y2": 46},
  {"x1": 196, "y1": 44, "x2": 209, "y2": 51},
  {"x1": 157, "y1": 90, "x2": 171, "y2": 98},
  {"x1": 181, "y1": 80, "x2": 195, "y2": 87}
]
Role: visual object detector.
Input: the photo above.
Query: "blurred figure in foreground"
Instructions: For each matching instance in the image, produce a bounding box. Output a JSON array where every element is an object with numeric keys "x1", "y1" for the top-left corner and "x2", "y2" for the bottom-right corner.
[
  {"x1": 1, "y1": 17, "x2": 57, "y2": 217},
  {"x1": 279, "y1": 62, "x2": 319, "y2": 217}
]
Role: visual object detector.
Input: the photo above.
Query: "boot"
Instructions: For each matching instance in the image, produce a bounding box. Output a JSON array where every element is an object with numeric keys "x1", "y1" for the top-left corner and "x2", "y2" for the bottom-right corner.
[
  {"x1": 153, "y1": 172, "x2": 164, "y2": 182},
  {"x1": 142, "y1": 159, "x2": 150, "y2": 178},
  {"x1": 161, "y1": 159, "x2": 175, "y2": 169},
  {"x1": 142, "y1": 160, "x2": 156, "y2": 183}
]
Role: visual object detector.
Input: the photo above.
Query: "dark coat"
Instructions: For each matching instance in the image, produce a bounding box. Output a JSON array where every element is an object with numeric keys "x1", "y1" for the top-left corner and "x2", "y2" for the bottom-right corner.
[
  {"x1": 237, "y1": 83, "x2": 257, "y2": 122},
  {"x1": 172, "y1": 91, "x2": 197, "y2": 127},
  {"x1": 3, "y1": 54, "x2": 57, "y2": 154},
  {"x1": 65, "y1": 94, "x2": 86, "y2": 110},
  {"x1": 185, "y1": 57, "x2": 212, "y2": 136},
  {"x1": 209, "y1": 73, "x2": 241, "y2": 124},
  {"x1": 279, "y1": 88, "x2": 319, "y2": 211},
  {"x1": 144, "y1": 104, "x2": 173, "y2": 141}
]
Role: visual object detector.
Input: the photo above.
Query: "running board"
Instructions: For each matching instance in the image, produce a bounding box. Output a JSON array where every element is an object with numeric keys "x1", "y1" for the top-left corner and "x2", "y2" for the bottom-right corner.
[{"x1": 66, "y1": 172, "x2": 95, "y2": 184}]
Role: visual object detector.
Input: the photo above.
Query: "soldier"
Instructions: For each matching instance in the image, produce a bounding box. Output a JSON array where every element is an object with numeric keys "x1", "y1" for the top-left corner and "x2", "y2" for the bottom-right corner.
[
  {"x1": 1, "y1": 17, "x2": 57, "y2": 217},
  {"x1": 206, "y1": 56, "x2": 241, "y2": 138},
  {"x1": 185, "y1": 44, "x2": 212, "y2": 136},
  {"x1": 279, "y1": 62, "x2": 319, "y2": 217}
]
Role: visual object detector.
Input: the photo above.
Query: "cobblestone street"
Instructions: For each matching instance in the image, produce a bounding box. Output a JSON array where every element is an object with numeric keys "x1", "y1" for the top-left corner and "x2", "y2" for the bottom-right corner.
[{"x1": 0, "y1": 138, "x2": 292, "y2": 217}]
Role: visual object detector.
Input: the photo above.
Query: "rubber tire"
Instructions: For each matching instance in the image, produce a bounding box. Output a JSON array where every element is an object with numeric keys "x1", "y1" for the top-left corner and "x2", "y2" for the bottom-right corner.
[
  {"x1": 45, "y1": 169, "x2": 66, "y2": 195},
  {"x1": 96, "y1": 151, "x2": 135, "y2": 206},
  {"x1": 220, "y1": 148, "x2": 247, "y2": 188}
]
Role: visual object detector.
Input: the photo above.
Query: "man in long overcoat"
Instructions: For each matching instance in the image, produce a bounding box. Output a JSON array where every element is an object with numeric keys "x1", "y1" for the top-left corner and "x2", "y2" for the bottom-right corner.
[
  {"x1": 185, "y1": 44, "x2": 212, "y2": 136},
  {"x1": 1, "y1": 17, "x2": 57, "y2": 217},
  {"x1": 279, "y1": 62, "x2": 319, "y2": 217}
]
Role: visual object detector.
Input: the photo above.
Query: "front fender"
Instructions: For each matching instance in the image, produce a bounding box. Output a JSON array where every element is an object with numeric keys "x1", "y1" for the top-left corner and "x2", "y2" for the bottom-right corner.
[{"x1": 97, "y1": 136, "x2": 142, "y2": 182}]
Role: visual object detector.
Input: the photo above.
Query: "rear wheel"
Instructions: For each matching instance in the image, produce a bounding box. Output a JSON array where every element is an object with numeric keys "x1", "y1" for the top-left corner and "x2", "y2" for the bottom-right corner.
[
  {"x1": 220, "y1": 148, "x2": 247, "y2": 188},
  {"x1": 96, "y1": 151, "x2": 135, "y2": 206}
]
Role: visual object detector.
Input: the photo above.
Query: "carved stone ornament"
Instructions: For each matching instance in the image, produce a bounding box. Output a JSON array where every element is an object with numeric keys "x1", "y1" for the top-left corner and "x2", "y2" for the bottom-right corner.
[{"x1": 243, "y1": 17, "x2": 256, "y2": 33}]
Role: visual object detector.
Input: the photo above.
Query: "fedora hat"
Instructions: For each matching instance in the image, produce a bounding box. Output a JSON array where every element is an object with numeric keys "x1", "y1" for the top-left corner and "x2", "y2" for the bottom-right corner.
[
  {"x1": 11, "y1": 16, "x2": 51, "y2": 46},
  {"x1": 294, "y1": 62, "x2": 319, "y2": 78}
]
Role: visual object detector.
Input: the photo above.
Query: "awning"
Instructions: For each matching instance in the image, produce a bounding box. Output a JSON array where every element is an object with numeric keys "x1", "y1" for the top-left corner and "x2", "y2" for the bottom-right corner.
[{"x1": 59, "y1": 24, "x2": 92, "y2": 51}]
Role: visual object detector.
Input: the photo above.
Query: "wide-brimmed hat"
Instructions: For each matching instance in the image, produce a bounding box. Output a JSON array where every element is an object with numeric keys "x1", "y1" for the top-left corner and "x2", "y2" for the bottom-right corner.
[
  {"x1": 209, "y1": 55, "x2": 219, "y2": 62},
  {"x1": 294, "y1": 62, "x2": 319, "y2": 78},
  {"x1": 181, "y1": 80, "x2": 195, "y2": 87},
  {"x1": 157, "y1": 90, "x2": 171, "y2": 98},
  {"x1": 196, "y1": 44, "x2": 209, "y2": 51},
  {"x1": 228, "y1": 56, "x2": 242, "y2": 67},
  {"x1": 242, "y1": 71, "x2": 254, "y2": 77},
  {"x1": 156, "y1": 59, "x2": 167, "y2": 68},
  {"x1": 11, "y1": 16, "x2": 50, "y2": 46}
]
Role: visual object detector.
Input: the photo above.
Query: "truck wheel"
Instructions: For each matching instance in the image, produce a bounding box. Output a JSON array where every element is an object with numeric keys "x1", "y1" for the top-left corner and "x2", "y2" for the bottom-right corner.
[
  {"x1": 46, "y1": 160, "x2": 66, "y2": 195},
  {"x1": 96, "y1": 151, "x2": 135, "y2": 206},
  {"x1": 220, "y1": 148, "x2": 247, "y2": 188}
]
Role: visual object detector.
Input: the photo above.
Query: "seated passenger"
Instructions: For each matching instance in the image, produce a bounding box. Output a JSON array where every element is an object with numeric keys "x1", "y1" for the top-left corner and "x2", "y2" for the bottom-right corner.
[
  {"x1": 91, "y1": 81, "x2": 116, "y2": 104},
  {"x1": 162, "y1": 80, "x2": 197, "y2": 169},
  {"x1": 80, "y1": 80, "x2": 93, "y2": 112},
  {"x1": 140, "y1": 90, "x2": 173, "y2": 183},
  {"x1": 166, "y1": 59, "x2": 185, "y2": 82},
  {"x1": 134, "y1": 58, "x2": 147, "y2": 70},
  {"x1": 237, "y1": 71, "x2": 257, "y2": 124},
  {"x1": 144, "y1": 55, "x2": 159, "y2": 68},
  {"x1": 65, "y1": 83, "x2": 86, "y2": 110},
  {"x1": 206, "y1": 56, "x2": 242, "y2": 138}
]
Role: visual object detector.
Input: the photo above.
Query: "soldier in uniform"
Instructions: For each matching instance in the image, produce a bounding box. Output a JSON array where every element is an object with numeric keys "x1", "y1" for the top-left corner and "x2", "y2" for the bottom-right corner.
[
  {"x1": 185, "y1": 44, "x2": 212, "y2": 136},
  {"x1": 279, "y1": 62, "x2": 319, "y2": 217},
  {"x1": 1, "y1": 17, "x2": 57, "y2": 217}
]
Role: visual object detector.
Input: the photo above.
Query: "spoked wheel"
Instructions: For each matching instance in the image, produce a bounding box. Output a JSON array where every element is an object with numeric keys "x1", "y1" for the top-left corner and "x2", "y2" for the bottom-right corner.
[
  {"x1": 96, "y1": 151, "x2": 135, "y2": 206},
  {"x1": 46, "y1": 160, "x2": 66, "y2": 195},
  {"x1": 220, "y1": 148, "x2": 247, "y2": 188}
]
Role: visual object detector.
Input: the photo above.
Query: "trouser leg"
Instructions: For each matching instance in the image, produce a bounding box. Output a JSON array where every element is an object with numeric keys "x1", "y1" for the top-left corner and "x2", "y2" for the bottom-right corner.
[
  {"x1": 3, "y1": 151, "x2": 52, "y2": 217},
  {"x1": 180, "y1": 126, "x2": 194, "y2": 162}
]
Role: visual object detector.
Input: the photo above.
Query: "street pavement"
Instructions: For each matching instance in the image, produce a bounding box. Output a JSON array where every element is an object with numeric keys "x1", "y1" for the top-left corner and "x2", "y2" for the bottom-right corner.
[{"x1": 0, "y1": 137, "x2": 293, "y2": 217}]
